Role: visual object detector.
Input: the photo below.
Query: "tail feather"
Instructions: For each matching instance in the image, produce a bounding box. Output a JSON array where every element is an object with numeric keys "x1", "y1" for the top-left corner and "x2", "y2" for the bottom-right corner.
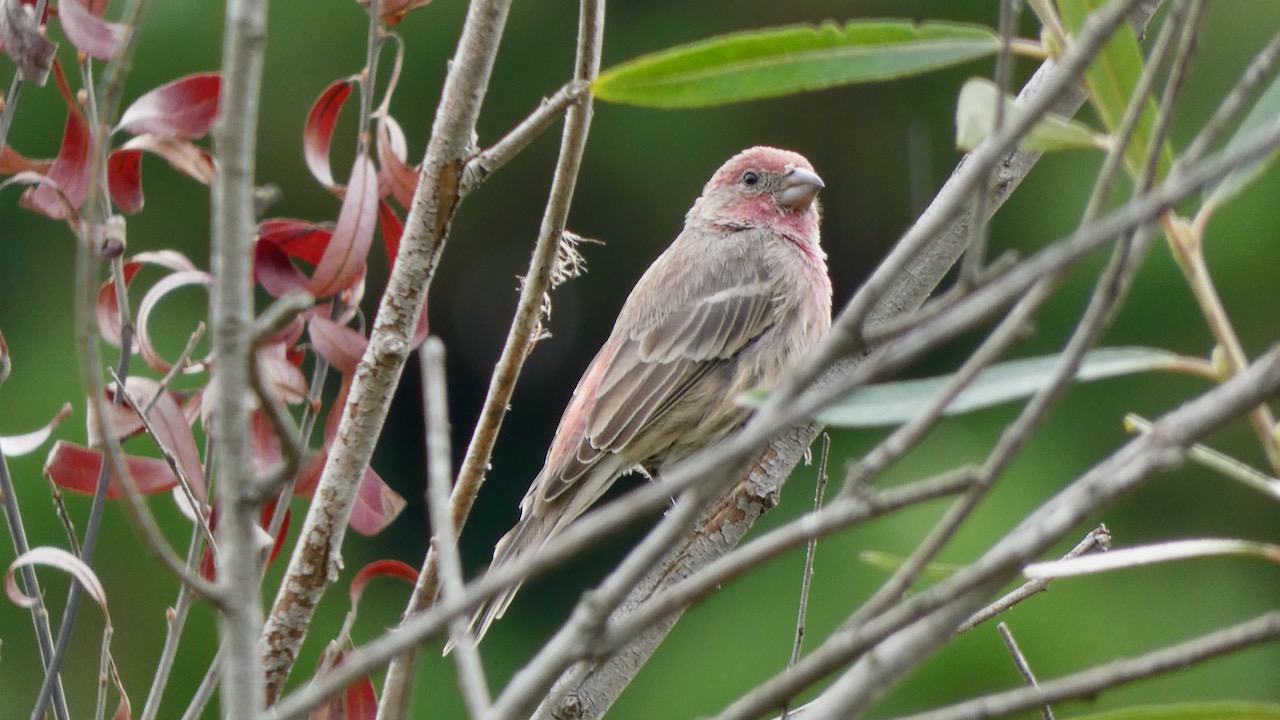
[
  {"x1": 445, "y1": 456, "x2": 628, "y2": 655},
  {"x1": 443, "y1": 511, "x2": 553, "y2": 655}
]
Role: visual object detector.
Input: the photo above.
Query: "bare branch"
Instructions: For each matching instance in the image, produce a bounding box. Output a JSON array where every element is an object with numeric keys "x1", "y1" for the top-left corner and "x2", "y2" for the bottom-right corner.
[{"x1": 210, "y1": 0, "x2": 272, "y2": 715}]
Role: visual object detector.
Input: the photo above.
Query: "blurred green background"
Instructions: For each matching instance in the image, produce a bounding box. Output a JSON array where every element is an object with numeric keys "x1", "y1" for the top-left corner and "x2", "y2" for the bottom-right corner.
[{"x1": 1, "y1": 1, "x2": 1278, "y2": 718}]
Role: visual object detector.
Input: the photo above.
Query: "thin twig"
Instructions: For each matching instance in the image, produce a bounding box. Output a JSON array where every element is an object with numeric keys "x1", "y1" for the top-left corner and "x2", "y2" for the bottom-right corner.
[
  {"x1": 0, "y1": 442, "x2": 67, "y2": 718},
  {"x1": 460, "y1": 80, "x2": 590, "y2": 194},
  {"x1": 958, "y1": 526, "x2": 1111, "y2": 634},
  {"x1": 1125, "y1": 414, "x2": 1280, "y2": 499},
  {"x1": 140, "y1": 450, "x2": 214, "y2": 720},
  {"x1": 109, "y1": 369, "x2": 218, "y2": 554},
  {"x1": 780, "y1": 434, "x2": 831, "y2": 720},
  {"x1": 996, "y1": 623, "x2": 1053, "y2": 720},
  {"x1": 420, "y1": 338, "x2": 492, "y2": 717},
  {"x1": 33, "y1": 0, "x2": 153, "y2": 712}
]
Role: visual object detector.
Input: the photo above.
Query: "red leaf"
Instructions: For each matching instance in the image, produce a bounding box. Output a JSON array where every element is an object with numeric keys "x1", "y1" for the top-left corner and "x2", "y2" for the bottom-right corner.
[
  {"x1": 58, "y1": 0, "x2": 126, "y2": 61},
  {"x1": 114, "y1": 377, "x2": 206, "y2": 500},
  {"x1": 303, "y1": 79, "x2": 355, "y2": 190},
  {"x1": 344, "y1": 674, "x2": 378, "y2": 720},
  {"x1": 0, "y1": 0, "x2": 55, "y2": 83},
  {"x1": 117, "y1": 73, "x2": 221, "y2": 140},
  {"x1": 254, "y1": 237, "x2": 310, "y2": 297},
  {"x1": 259, "y1": 218, "x2": 332, "y2": 265},
  {"x1": 376, "y1": 199, "x2": 403, "y2": 265},
  {"x1": 96, "y1": 250, "x2": 198, "y2": 347},
  {"x1": 349, "y1": 467, "x2": 406, "y2": 536},
  {"x1": 21, "y1": 64, "x2": 91, "y2": 219},
  {"x1": 349, "y1": 559, "x2": 418, "y2": 607},
  {"x1": 0, "y1": 144, "x2": 51, "y2": 174},
  {"x1": 359, "y1": 0, "x2": 434, "y2": 27},
  {"x1": 308, "y1": 316, "x2": 367, "y2": 375},
  {"x1": 307, "y1": 650, "x2": 378, "y2": 720},
  {"x1": 44, "y1": 441, "x2": 178, "y2": 497},
  {"x1": 107, "y1": 148, "x2": 143, "y2": 213},
  {"x1": 114, "y1": 134, "x2": 215, "y2": 197},
  {"x1": 308, "y1": 154, "x2": 377, "y2": 298},
  {"x1": 375, "y1": 116, "x2": 417, "y2": 207}
]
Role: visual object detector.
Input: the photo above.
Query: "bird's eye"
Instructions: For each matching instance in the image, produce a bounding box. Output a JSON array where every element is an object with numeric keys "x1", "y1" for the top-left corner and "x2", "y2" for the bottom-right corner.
[{"x1": 742, "y1": 171, "x2": 760, "y2": 187}]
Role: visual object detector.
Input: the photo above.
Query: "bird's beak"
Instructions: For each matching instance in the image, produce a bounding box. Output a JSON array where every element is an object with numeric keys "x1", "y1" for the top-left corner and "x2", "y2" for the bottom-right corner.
[{"x1": 777, "y1": 167, "x2": 824, "y2": 212}]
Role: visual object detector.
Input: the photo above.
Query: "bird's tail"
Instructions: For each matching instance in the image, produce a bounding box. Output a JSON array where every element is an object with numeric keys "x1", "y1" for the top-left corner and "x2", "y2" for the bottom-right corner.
[{"x1": 443, "y1": 507, "x2": 555, "y2": 655}]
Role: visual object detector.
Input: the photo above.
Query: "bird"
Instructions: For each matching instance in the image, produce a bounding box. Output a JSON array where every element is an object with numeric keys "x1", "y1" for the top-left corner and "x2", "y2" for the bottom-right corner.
[{"x1": 471, "y1": 146, "x2": 831, "y2": 643}]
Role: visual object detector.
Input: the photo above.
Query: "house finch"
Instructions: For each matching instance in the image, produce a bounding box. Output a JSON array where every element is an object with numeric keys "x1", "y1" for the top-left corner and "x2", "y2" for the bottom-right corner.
[{"x1": 473, "y1": 146, "x2": 830, "y2": 641}]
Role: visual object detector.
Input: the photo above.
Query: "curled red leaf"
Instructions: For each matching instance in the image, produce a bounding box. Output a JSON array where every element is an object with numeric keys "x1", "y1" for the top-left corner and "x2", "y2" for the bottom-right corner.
[
  {"x1": 117, "y1": 73, "x2": 221, "y2": 140},
  {"x1": 254, "y1": 236, "x2": 311, "y2": 297},
  {"x1": 375, "y1": 116, "x2": 417, "y2": 207},
  {"x1": 96, "y1": 250, "x2": 198, "y2": 348},
  {"x1": 308, "y1": 154, "x2": 378, "y2": 298},
  {"x1": 304, "y1": 79, "x2": 355, "y2": 190},
  {"x1": 58, "y1": 0, "x2": 126, "y2": 61},
  {"x1": 7, "y1": 547, "x2": 108, "y2": 612},
  {"x1": 349, "y1": 559, "x2": 417, "y2": 607},
  {"x1": 0, "y1": 402, "x2": 72, "y2": 456},
  {"x1": 136, "y1": 269, "x2": 212, "y2": 374},
  {"x1": 109, "y1": 376, "x2": 207, "y2": 500},
  {"x1": 308, "y1": 649, "x2": 379, "y2": 720}
]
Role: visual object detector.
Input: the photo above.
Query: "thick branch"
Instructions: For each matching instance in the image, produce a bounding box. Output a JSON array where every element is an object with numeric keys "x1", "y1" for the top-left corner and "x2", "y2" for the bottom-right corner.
[{"x1": 210, "y1": 0, "x2": 271, "y2": 716}]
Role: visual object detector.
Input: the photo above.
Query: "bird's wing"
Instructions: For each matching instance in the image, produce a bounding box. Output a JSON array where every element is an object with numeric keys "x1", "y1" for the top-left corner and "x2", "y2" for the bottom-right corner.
[{"x1": 541, "y1": 234, "x2": 779, "y2": 501}]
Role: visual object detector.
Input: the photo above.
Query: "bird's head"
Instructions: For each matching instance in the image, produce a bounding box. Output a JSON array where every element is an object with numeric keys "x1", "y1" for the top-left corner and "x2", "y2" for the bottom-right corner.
[{"x1": 690, "y1": 146, "x2": 824, "y2": 247}]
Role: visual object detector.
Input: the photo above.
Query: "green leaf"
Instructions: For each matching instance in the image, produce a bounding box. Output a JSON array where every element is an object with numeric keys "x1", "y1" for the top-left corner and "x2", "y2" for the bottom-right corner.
[
  {"x1": 956, "y1": 78, "x2": 1105, "y2": 152},
  {"x1": 1068, "y1": 702, "x2": 1280, "y2": 720},
  {"x1": 1056, "y1": 0, "x2": 1174, "y2": 180},
  {"x1": 860, "y1": 551, "x2": 960, "y2": 579},
  {"x1": 762, "y1": 347, "x2": 1184, "y2": 428},
  {"x1": 1204, "y1": 71, "x2": 1280, "y2": 210},
  {"x1": 592, "y1": 21, "x2": 1000, "y2": 108}
]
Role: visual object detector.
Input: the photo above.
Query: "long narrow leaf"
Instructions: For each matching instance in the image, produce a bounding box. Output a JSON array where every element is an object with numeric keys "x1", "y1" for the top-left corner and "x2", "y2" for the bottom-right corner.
[
  {"x1": 1056, "y1": 0, "x2": 1173, "y2": 179},
  {"x1": 744, "y1": 347, "x2": 1186, "y2": 428},
  {"x1": 592, "y1": 21, "x2": 1000, "y2": 108}
]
